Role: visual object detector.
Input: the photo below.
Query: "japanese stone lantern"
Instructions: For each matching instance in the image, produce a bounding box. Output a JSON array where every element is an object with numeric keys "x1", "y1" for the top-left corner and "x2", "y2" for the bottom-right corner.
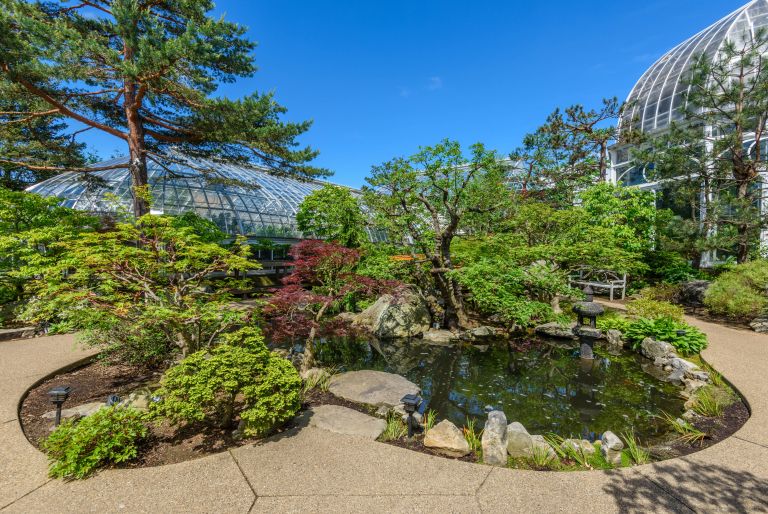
[{"x1": 572, "y1": 286, "x2": 604, "y2": 360}]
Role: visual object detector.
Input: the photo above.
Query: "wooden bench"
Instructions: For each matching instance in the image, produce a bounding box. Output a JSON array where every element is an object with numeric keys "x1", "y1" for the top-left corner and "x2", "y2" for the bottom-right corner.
[{"x1": 569, "y1": 268, "x2": 627, "y2": 301}]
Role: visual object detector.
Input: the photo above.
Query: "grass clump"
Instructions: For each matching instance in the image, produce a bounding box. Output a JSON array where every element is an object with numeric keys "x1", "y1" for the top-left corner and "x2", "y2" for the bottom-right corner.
[
  {"x1": 422, "y1": 409, "x2": 437, "y2": 433},
  {"x1": 379, "y1": 412, "x2": 408, "y2": 441},
  {"x1": 621, "y1": 430, "x2": 650, "y2": 465},
  {"x1": 462, "y1": 418, "x2": 483, "y2": 456},
  {"x1": 659, "y1": 412, "x2": 707, "y2": 446}
]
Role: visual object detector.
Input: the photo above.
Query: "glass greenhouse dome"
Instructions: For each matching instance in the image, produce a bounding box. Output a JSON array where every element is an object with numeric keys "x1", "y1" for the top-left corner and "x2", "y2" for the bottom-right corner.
[
  {"x1": 620, "y1": 0, "x2": 768, "y2": 136},
  {"x1": 27, "y1": 154, "x2": 372, "y2": 242}
]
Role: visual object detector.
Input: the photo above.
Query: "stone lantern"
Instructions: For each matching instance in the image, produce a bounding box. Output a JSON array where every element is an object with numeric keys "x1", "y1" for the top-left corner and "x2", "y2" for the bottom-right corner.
[{"x1": 572, "y1": 286, "x2": 604, "y2": 360}]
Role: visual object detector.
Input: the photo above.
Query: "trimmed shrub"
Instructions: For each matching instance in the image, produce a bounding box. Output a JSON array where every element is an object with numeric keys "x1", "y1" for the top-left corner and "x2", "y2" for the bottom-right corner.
[
  {"x1": 626, "y1": 298, "x2": 684, "y2": 322},
  {"x1": 42, "y1": 406, "x2": 148, "y2": 479},
  {"x1": 704, "y1": 260, "x2": 768, "y2": 319},
  {"x1": 150, "y1": 326, "x2": 301, "y2": 437}
]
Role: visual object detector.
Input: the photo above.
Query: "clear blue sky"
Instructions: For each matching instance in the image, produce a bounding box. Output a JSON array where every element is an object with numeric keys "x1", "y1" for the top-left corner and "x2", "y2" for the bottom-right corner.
[{"x1": 84, "y1": 0, "x2": 748, "y2": 188}]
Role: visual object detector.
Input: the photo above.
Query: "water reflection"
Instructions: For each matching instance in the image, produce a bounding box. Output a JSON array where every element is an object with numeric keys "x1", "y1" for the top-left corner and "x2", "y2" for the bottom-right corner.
[{"x1": 306, "y1": 337, "x2": 684, "y2": 440}]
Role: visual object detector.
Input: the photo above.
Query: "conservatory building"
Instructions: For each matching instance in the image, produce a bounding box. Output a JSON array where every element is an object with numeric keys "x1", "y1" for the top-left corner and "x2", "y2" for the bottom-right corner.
[
  {"x1": 607, "y1": 0, "x2": 768, "y2": 251},
  {"x1": 27, "y1": 154, "x2": 380, "y2": 244}
]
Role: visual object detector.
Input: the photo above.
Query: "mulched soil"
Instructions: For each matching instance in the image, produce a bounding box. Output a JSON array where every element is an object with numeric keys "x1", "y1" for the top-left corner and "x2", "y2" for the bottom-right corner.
[{"x1": 668, "y1": 400, "x2": 751, "y2": 458}]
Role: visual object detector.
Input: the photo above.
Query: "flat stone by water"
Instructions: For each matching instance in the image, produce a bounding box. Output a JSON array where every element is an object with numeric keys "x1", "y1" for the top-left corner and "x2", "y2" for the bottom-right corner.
[
  {"x1": 298, "y1": 405, "x2": 387, "y2": 440},
  {"x1": 328, "y1": 370, "x2": 420, "y2": 409}
]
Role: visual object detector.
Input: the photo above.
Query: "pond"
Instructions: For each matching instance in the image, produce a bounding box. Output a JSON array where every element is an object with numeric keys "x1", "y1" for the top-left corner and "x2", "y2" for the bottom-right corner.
[{"x1": 306, "y1": 336, "x2": 686, "y2": 442}]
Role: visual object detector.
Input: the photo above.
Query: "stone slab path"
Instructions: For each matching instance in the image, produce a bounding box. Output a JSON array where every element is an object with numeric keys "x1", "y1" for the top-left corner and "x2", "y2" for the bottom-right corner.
[{"x1": 1, "y1": 315, "x2": 767, "y2": 513}]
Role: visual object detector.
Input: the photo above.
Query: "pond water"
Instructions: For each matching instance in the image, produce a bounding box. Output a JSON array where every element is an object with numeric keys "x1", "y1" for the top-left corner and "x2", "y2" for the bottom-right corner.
[{"x1": 306, "y1": 337, "x2": 685, "y2": 441}]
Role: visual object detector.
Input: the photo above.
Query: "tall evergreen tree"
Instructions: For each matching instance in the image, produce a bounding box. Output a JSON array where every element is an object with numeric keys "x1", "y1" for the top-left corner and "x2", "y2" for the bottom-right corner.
[{"x1": 0, "y1": 0, "x2": 324, "y2": 216}]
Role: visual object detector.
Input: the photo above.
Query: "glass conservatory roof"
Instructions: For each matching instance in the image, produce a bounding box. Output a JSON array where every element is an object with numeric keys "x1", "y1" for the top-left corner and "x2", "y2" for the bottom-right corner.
[
  {"x1": 620, "y1": 0, "x2": 768, "y2": 135},
  {"x1": 27, "y1": 155, "x2": 359, "y2": 241}
]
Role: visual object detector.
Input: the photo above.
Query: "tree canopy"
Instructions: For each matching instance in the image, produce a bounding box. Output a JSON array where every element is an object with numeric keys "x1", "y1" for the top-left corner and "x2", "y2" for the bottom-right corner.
[
  {"x1": 0, "y1": 0, "x2": 325, "y2": 217},
  {"x1": 296, "y1": 184, "x2": 367, "y2": 248}
]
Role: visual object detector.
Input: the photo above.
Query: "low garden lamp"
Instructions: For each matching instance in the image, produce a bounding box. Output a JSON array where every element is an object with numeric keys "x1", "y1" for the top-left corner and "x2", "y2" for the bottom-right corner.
[
  {"x1": 106, "y1": 394, "x2": 122, "y2": 407},
  {"x1": 47, "y1": 386, "x2": 71, "y2": 427},
  {"x1": 400, "y1": 394, "x2": 422, "y2": 438},
  {"x1": 676, "y1": 329, "x2": 687, "y2": 337}
]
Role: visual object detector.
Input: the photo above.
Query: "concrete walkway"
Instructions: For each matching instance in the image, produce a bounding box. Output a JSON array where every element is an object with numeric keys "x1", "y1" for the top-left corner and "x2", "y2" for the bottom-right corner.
[{"x1": 1, "y1": 319, "x2": 767, "y2": 513}]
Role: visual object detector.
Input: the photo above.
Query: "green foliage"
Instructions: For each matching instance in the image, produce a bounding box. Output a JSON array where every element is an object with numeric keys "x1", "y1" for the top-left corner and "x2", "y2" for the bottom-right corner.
[
  {"x1": 659, "y1": 412, "x2": 707, "y2": 446},
  {"x1": 596, "y1": 313, "x2": 631, "y2": 333},
  {"x1": 150, "y1": 327, "x2": 301, "y2": 437},
  {"x1": 296, "y1": 185, "x2": 367, "y2": 247},
  {"x1": 423, "y1": 409, "x2": 437, "y2": 433},
  {"x1": 704, "y1": 260, "x2": 768, "y2": 319},
  {"x1": 621, "y1": 430, "x2": 650, "y2": 465},
  {"x1": 356, "y1": 244, "x2": 422, "y2": 283},
  {"x1": 638, "y1": 283, "x2": 682, "y2": 303},
  {"x1": 42, "y1": 406, "x2": 148, "y2": 479},
  {"x1": 462, "y1": 419, "x2": 483, "y2": 455},
  {"x1": 169, "y1": 212, "x2": 226, "y2": 243},
  {"x1": 379, "y1": 412, "x2": 408, "y2": 441},
  {"x1": 452, "y1": 259, "x2": 570, "y2": 327},
  {"x1": 626, "y1": 298, "x2": 684, "y2": 322},
  {"x1": 644, "y1": 251, "x2": 700, "y2": 284},
  {"x1": 692, "y1": 386, "x2": 733, "y2": 417},
  {"x1": 19, "y1": 214, "x2": 255, "y2": 363},
  {"x1": 623, "y1": 318, "x2": 708, "y2": 356},
  {"x1": 0, "y1": 188, "x2": 95, "y2": 306}
]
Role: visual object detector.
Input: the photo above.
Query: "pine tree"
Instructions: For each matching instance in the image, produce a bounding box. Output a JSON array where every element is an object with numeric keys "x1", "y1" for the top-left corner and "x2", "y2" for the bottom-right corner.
[{"x1": 0, "y1": 0, "x2": 325, "y2": 216}]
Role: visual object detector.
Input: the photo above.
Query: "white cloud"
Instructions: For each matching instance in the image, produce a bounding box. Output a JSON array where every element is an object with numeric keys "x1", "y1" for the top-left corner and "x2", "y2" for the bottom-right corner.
[{"x1": 426, "y1": 76, "x2": 443, "y2": 91}]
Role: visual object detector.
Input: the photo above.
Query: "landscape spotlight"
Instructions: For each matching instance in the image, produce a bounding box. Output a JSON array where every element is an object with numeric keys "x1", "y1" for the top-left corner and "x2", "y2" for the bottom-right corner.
[
  {"x1": 400, "y1": 394, "x2": 422, "y2": 438},
  {"x1": 676, "y1": 329, "x2": 687, "y2": 337},
  {"x1": 47, "y1": 386, "x2": 71, "y2": 426}
]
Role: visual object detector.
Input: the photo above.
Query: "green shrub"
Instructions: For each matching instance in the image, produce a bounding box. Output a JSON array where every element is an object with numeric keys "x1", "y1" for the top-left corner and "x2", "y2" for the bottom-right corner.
[
  {"x1": 638, "y1": 284, "x2": 681, "y2": 303},
  {"x1": 626, "y1": 298, "x2": 684, "y2": 322},
  {"x1": 42, "y1": 406, "x2": 148, "y2": 479},
  {"x1": 150, "y1": 326, "x2": 301, "y2": 437},
  {"x1": 704, "y1": 260, "x2": 768, "y2": 319},
  {"x1": 623, "y1": 317, "x2": 707, "y2": 356},
  {"x1": 596, "y1": 313, "x2": 631, "y2": 333}
]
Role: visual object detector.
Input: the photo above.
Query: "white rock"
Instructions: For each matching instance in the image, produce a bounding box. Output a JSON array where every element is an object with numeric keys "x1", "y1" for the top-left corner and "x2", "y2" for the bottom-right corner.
[
  {"x1": 481, "y1": 411, "x2": 508, "y2": 466},
  {"x1": 506, "y1": 422, "x2": 533, "y2": 457},
  {"x1": 601, "y1": 431, "x2": 624, "y2": 466},
  {"x1": 641, "y1": 338, "x2": 676, "y2": 360},
  {"x1": 353, "y1": 289, "x2": 431, "y2": 339},
  {"x1": 328, "y1": 370, "x2": 419, "y2": 409},
  {"x1": 562, "y1": 438, "x2": 596, "y2": 456},
  {"x1": 298, "y1": 405, "x2": 387, "y2": 440},
  {"x1": 424, "y1": 420, "x2": 470, "y2": 457}
]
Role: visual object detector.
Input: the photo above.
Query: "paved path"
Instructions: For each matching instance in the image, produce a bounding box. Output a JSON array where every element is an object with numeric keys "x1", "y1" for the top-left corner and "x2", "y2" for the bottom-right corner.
[{"x1": 1, "y1": 318, "x2": 766, "y2": 513}]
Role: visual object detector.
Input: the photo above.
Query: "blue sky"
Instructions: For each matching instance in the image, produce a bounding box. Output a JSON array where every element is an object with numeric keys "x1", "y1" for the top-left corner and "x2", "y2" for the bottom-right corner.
[{"x1": 84, "y1": 0, "x2": 748, "y2": 187}]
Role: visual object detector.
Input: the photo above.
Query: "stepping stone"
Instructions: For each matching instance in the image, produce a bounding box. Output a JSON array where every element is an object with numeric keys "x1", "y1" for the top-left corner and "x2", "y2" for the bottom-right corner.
[
  {"x1": 328, "y1": 370, "x2": 419, "y2": 409},
  {"x1": 41, "y1": 401, "x2": 103, "y2": 421},
  {"x1": 299, "y1": 405, "x2": 387, "y2": 440}
]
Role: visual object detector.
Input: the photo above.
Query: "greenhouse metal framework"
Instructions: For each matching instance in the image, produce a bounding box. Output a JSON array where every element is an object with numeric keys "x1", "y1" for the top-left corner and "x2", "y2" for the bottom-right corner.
[
  {"x1": 27, "y1": 154, "x2": 376, "y2": 242},
  {"x1": 609, "y1": 0, "x2": 768, "y2": 188}
]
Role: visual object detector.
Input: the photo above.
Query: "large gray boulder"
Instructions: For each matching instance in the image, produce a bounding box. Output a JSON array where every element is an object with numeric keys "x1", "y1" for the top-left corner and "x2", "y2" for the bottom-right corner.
[
  {"x1": 424, "y1": 420, "x2": 470, "y2": 457},
  {"x1": 298, "y1": 405, "x2": 386, "y2": 440},
  {"x1": 354, "y1": 289, "x2": 431, "y2": 339},
  {"x1": 526, "y1": 435, "x2": 556, "y2": 462},
  {"x1": 640, "y1": 338, "x2": 676, "y2": 360},
  {"x1": 328, "y1": 370, "x2": 419, "y2": 410},
  {"x1": 535, "y1": 322, "x2": 577, "y2": 339},
  {"x1": 562, "y1": 438, "x2": 596, "y2": 456},
  {"x1": 676, "y1": 280, "x2": 710, "y2": 307},
  {"x1": 481, "y1": 411, "x2": 508, "y2": 466},
  {"x1": 506, "y1": 421, "x2": 533, "y2": 458},
  {"x1": 749, "y1": 316, "x2": 768, "y2": 333}
]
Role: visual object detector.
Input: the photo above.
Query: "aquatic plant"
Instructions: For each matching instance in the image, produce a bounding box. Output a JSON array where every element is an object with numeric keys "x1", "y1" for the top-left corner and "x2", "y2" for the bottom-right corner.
[
  {"x1": 462, "y1": 418, "x2": 483, "y2": 454},
  {"x1": 692, "y1": 388, "x2": 725, "y2": 417},
  {"x1": 621, "y1": 430, "x2": 650, "y2": 465},
  {"x1": 659, "y1": 412, "x2": 707, "y2": 446},
  {"x1": 422, "y1": 409, "x2": 437, "y2": 433},
  {"x1": 380, "y1": 412, "x2": 408, "y2": 441}
]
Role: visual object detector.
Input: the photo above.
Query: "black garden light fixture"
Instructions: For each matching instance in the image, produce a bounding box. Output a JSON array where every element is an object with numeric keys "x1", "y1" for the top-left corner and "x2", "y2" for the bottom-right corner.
[
  {"x1": 400, "y1": 393, "x2": 422, "y2": 438},
  {"x1": 676, "y1": 329, "x2": 688, "y2": 337},
  {"x1": 47, "y1": 386, "x2": 71, "y2": 426},
  {"x1": 572, "y1": 286, "x2": 605, "y2": 360}
]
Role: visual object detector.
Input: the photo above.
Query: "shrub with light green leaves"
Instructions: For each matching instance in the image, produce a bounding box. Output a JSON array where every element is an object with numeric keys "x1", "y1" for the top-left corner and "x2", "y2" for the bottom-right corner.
[
  {"x1": 626, "y1": 298, "x2": 684, "y2": 322},
  {"x1": 150, "y1": 326, "x2": 301, "y2": 437},
  {"x1": 42, "y1": 406, "x2": 148, "y2": 479},
  {"x1": 704, "y1": 260, "x2": 768, "y2": 319}
]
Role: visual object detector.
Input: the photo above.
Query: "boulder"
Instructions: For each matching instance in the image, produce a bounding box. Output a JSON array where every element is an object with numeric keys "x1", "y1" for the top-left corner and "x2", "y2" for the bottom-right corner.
[
  {"x1": 605, "y1": 329, "x2": 624, "y2": 349},
  {"x1": 685, "y1": 369, "x2": 710, "y2": 382},
  {"x1": 526, "y1": 435, "x2": 557, "y2": 462},
  {"x1": 749, "y1": 316, "x2": 768, "y2": 334},
  {"x1": 481, "y1": 410, "x2": 508, "y2": 466},
  {"x1": 0, "y1": 326, "x2": 37, "y2": 342},
  {"x1": 640, "y1": 338, "x2": 676, "y2": 360},
  {"x1": 328, "y1": 370, "x2": 419, "y2": 410},
  {"x1": 601, "y1": 431, "x2": 624, "y2": 466},
  {"x1": 670, "y1": 357, "x2": 698, "y2": 373},
  {"x1": 676, "y1": 280, "x2": 710, "y2": 308},
  {"x1": 667, "y1": 369, "x2": 685, "y2": 384},
  {"x1": 422, "y1": 329, "x2": 459, "y2": 346},
  {"x1": 298, "y1": 405, "x2": 387, "y2": 440},
  {"x1": 353, "y1": 289, "x2": 431, "y2": 339},
  {"x1": 683, "y1": 378, "x2": 708, "y2": 393},
  {"x1": 466, "y1": 326, "x2": 496, "y2": 340},
  {"x1": 123, "y1": 392, "x2": 151, "y2": 411},
  {"x1": 506, "y1": 421, "x2": 533, "y2": 457},
  {"x1": 42, "y1": 401, "x2": 104, "y2": 421},
  {"x1": 535, "y1": 322, "x2": 577, "y2": 340},
  {"x1": 562, "y1": 438, "x2": 596, "y2": 456},
  {"x1": 424, "y1": 420, "x2": 471, "y2": 457}
]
